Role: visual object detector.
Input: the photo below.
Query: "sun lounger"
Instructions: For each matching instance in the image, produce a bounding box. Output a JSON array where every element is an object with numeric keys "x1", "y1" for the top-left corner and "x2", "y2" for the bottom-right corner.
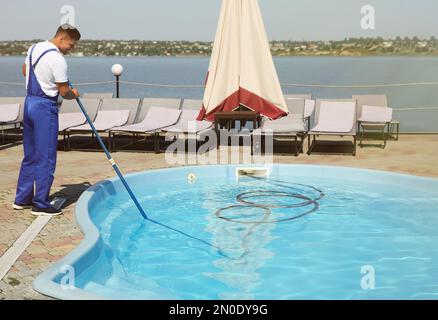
[
  {"x1": 0, "y1": 97, "x2": 25, "y2": 126},
  {"x1": 359, "y1": 105, "x2": 393, "y2": 123},
  {"x1": 73, "y1": 109, "x2": 130, "y2": 130},
  {"x1": 352, "y1": 94, "x2": 388, "y2": 115},
  {"x1": 0, "y1": 97, "x2": 25, "y2": 143},
  {"x1": 134, "y1": 98, "x2": 182, "y2": 124},
  {"x1": 98, "y1": 98, "x2": 141, "y2": 125},
  {"x1": 66, "y1": 98, "x2": 140, "y2": 151},
  {"x1": 352, "y1": 94, "x2": 397, "y2": 148},
  {"x1": 164, "y1": 99, "x2": 209, "y2": 134},
  {"x1": 0, "y1": 103, "x2": 20, "y2": 124},
  {"x1": 58, "y1": 113, "x2": 87, "y2": 132},
  {"x1": 162, "y1": 109, "x2": 213, "y2": 134},
  {"x1": 252, "y1": 98, "x2": 307, "y2": 156},
  {"x1": 110, "y1": 105, "x2": 182, "y2": 152},
  {"x1": 284, "y1": 94, "x2": 315, "y2": 130},
  {"x1": 58, "y1": 98, "x2": 102, "y2": 150},
  {"x1": 0, "y1": 103, "x2": 20, "y2": 143},
  {"x1": 308, "y1": 99, "x2": 357, "y2": 156},
  {"x1": 59, "y1": 98, "x2": 101, "y2": 130},
  {"x1": 60, "y1": 98, "x2": 101, "y2": 118},
  {"x1": 159, "y1": 107, "x2": 213, "y2": 152}
]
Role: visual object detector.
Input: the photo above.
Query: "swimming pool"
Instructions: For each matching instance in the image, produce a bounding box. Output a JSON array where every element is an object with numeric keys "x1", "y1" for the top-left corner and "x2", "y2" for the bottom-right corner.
[{"x1": 33, "y1": 165, "x2": 438, "y2": 300}]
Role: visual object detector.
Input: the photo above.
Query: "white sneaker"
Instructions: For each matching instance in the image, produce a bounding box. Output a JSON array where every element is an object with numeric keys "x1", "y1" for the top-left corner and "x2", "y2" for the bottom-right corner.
[{"x1": 12, "y1": 203, "x2": 32, "y2": 210}]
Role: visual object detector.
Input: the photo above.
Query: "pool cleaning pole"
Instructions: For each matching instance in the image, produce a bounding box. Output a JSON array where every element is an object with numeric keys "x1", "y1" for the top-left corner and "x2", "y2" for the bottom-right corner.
[{"x1": 69, "y1": 82, "x2": 148, "y2": 220}]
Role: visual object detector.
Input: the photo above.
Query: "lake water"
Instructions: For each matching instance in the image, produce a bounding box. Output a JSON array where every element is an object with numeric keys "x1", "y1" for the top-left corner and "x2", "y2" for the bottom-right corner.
[{"x1": 1, "y1": 56, "x2": 438, "y2": 132}]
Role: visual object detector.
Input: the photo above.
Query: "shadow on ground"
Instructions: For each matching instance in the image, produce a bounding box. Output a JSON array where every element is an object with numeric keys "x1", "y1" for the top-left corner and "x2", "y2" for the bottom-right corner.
[
  {"x1": 49, "y1": 182, "x2": 92, "y2": 209},
  {"x1": 0, "y1": 131, "x2": 23, "y2": 151}
]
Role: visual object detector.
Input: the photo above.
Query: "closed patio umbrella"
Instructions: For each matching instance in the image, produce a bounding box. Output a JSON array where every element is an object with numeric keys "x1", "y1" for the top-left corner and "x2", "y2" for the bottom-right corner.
[{"x1": 197, "y1": 0, "x2": 288, "y2": 121}]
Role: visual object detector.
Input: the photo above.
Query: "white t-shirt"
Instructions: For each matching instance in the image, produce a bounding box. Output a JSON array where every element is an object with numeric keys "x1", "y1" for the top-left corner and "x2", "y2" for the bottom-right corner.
[{"x1": 25, "y1": 41, "x2": 68, "y2": 98}]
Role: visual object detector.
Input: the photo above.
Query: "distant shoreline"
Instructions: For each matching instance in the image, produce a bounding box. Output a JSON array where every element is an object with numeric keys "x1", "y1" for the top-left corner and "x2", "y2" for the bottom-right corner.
[{"x1": 1, "y1": 37, "x2": 438, "y2": 57}]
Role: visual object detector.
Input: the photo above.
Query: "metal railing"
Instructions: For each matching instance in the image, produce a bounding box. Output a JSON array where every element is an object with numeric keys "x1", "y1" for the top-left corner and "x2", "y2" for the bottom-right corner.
[{"x1": 2, "y1": 80, "x2": 438, "y2": 133}]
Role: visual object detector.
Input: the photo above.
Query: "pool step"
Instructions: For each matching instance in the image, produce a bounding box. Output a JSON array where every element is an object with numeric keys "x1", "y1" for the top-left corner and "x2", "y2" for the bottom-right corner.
[{"x1": 83, "y1": 275, "x2": 179, "y2": 299}]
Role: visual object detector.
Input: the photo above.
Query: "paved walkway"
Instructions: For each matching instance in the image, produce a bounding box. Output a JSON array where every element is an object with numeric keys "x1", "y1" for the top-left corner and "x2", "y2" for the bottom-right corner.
[{"x1": 0, "y1": 134, "x2": 437, "y2": 299}]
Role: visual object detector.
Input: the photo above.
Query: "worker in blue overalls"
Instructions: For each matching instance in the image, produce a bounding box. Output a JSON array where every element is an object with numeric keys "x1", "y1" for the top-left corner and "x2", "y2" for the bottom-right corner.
[{"x1": 13, "y1": 24, "x2": 81, "y2": 216}]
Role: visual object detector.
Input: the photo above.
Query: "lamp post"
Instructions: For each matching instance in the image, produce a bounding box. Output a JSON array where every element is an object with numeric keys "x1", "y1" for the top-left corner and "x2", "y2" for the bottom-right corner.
[{"x1": 111, "y1": 64, "x2": 123, "y2": 98}]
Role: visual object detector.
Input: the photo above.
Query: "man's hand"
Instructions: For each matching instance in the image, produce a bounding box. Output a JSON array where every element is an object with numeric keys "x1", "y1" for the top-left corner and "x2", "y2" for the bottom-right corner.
[
  {"x1": 56, "y1": 82, "x2": 80, "y2": 100},
  {"x1": 70, "y1": 88, "x2": 80, "y2": 98},
  {"x1": 22, "y1": 64, "x2": 26, "y2": 77}
]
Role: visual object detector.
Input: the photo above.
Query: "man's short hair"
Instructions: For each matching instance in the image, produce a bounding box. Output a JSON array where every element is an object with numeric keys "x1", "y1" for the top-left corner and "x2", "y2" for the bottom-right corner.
[{"x1": 55, "y1": 24, "x2": 81, "y2": 41}]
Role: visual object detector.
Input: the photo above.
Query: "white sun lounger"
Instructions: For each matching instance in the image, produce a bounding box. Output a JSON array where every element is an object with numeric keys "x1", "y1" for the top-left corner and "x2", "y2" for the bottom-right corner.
[
  {"x1": 66, "y1": 98, "x2": 140, "y2": 151},
  {"x1": 161, "y1": 109, "x2": 213, "y2": 134},
  {"x1": 352, "y1": 94, "x2": 388, "y2": 116},
  {"x1": 110, "y1": 106, "x2": 182, "y2": 152},
  {"x1": 0, "y1": 104, "x2": 20, "y2": 124},
  {"x1": 134, "y1": 98, "x2": 182, "y2": 124},
  {"x1": 308, "y1": 99, "x2": 357, "y2": 156},
  {"x1": 58, "y1": 98, "x2": 101, "y2": 131},
  {"x1": 284, "y1": 94, "x2": 315, "y2": 130},
  {"x1": 70, "y1": 110, "x2": 130, "y2": 132},
  {"x1": 162, "y1": 98, "x2": 210, "y2": 133},
  {"x1": 58, "y1": 113, "x2": 87, "y2": 132},
  {"x1": 353, "y1": 94, "x2": 397, "y2": 148},
  {"x1": 0, "y1": 103, "x2": 20, "y2": 143},
  {"x1": 111, "y1": 107, "x2": 181, "y2": 132},
  {"x1": 359, "y1": 105, "x2": 393, "y2": 123},
  {"x1": 109, "y1": 98, "x2": 182, "y2": 152},
  {"x1": 60, "y1": 98, "x2": 101, "y2": 119},
  {"x1": 65, "y1": 110, "x2": 130, "y2": 151},
  {"x1": 252, "y1": 98, "x2": 307, "y2": 156},
  {"x1": 0, "y1": 97, "x2": 25, "y2": 143},
  {"x1": 0, "y1": 97, "x2": 25, "y2": 126},
  {"x1": 159, "y1": 108, "x2": 213, "y2": 152},
  {"x1": 58, "y1": 98, "x2": 102, "y2": 150}
]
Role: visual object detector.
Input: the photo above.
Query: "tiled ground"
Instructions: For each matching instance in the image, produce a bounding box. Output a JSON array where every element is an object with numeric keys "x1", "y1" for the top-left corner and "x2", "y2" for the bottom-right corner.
[{"x1": 1, "y1": 134, "x2": 437, "y2": 299}]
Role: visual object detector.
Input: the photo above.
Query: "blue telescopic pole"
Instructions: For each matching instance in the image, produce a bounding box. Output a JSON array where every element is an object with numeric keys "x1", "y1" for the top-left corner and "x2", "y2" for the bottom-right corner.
[{"x1": 69, "y1": 82, "x2": 148, "y2": 220}]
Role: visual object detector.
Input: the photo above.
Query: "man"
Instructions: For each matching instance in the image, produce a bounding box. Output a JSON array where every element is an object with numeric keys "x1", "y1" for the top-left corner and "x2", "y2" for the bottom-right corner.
[{"x1": 13, "y1": 24, "x2": 81, "y2": 216}]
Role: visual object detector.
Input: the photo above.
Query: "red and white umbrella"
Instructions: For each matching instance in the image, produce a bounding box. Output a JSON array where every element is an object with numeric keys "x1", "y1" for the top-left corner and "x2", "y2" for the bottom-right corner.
[{"x1": 197, "y1": 0, "x2": 288, "y2": 121}]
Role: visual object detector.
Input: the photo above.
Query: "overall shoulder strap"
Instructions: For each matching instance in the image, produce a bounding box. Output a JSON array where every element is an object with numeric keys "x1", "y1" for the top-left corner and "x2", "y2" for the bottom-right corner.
[
  {"x1": 29, "y1": 45, "x2": 36, "y2": 66},
  {"x1": 32, "y1": 48, "x2": 59, "y2": 69}
]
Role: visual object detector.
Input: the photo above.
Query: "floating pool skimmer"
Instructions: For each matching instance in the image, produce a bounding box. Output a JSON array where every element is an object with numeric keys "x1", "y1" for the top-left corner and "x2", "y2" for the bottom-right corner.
[{"x1": 188, "y1": 173, "x2": 197, "y2": 183}]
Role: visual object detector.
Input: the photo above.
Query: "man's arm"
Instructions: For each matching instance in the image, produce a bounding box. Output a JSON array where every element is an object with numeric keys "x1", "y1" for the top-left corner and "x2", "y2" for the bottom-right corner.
[
  {"x1": 22, "y1": 64, "x2": 26, "y2": 77},
  {"x1": 56, "y1": 82, "x2": 79, "y2": 100}
]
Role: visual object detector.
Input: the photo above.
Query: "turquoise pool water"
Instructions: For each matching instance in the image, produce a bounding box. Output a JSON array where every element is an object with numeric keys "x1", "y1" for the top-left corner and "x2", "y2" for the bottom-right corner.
[{"x1": 34, "y1": 165, "x2": 438, "y2": 299}]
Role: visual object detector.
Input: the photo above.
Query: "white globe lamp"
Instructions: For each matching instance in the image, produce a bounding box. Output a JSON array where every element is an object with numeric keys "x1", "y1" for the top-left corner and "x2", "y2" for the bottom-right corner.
[
  {"x1": 111, "y1": 64, "x2": 124, "y2": 77},
  {"x1": 111, "y1": 64, "x2": 123, "y2": 98}
]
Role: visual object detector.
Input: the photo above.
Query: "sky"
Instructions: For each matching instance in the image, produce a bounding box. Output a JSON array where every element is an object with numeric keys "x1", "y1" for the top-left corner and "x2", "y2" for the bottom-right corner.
[{"x1": 1, "y1": 0, "x2": 437, "y2": 41}]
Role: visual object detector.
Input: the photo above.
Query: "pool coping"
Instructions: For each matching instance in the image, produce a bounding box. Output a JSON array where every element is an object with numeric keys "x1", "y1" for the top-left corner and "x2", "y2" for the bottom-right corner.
[{"x1": 32, "y1": 164, "x2": 438, "y2": 300}]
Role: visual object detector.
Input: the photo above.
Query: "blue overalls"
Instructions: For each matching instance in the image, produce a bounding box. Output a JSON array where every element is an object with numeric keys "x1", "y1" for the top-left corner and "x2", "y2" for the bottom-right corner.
[{"x1": 15, "y1": 45, "x2": 60, "y2": 209}]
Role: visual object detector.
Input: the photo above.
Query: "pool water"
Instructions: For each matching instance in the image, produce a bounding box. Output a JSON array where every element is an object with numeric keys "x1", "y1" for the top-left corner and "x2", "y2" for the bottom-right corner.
[{"x1": 48, "y1": 165, "x2": 438, "y2": 299}]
